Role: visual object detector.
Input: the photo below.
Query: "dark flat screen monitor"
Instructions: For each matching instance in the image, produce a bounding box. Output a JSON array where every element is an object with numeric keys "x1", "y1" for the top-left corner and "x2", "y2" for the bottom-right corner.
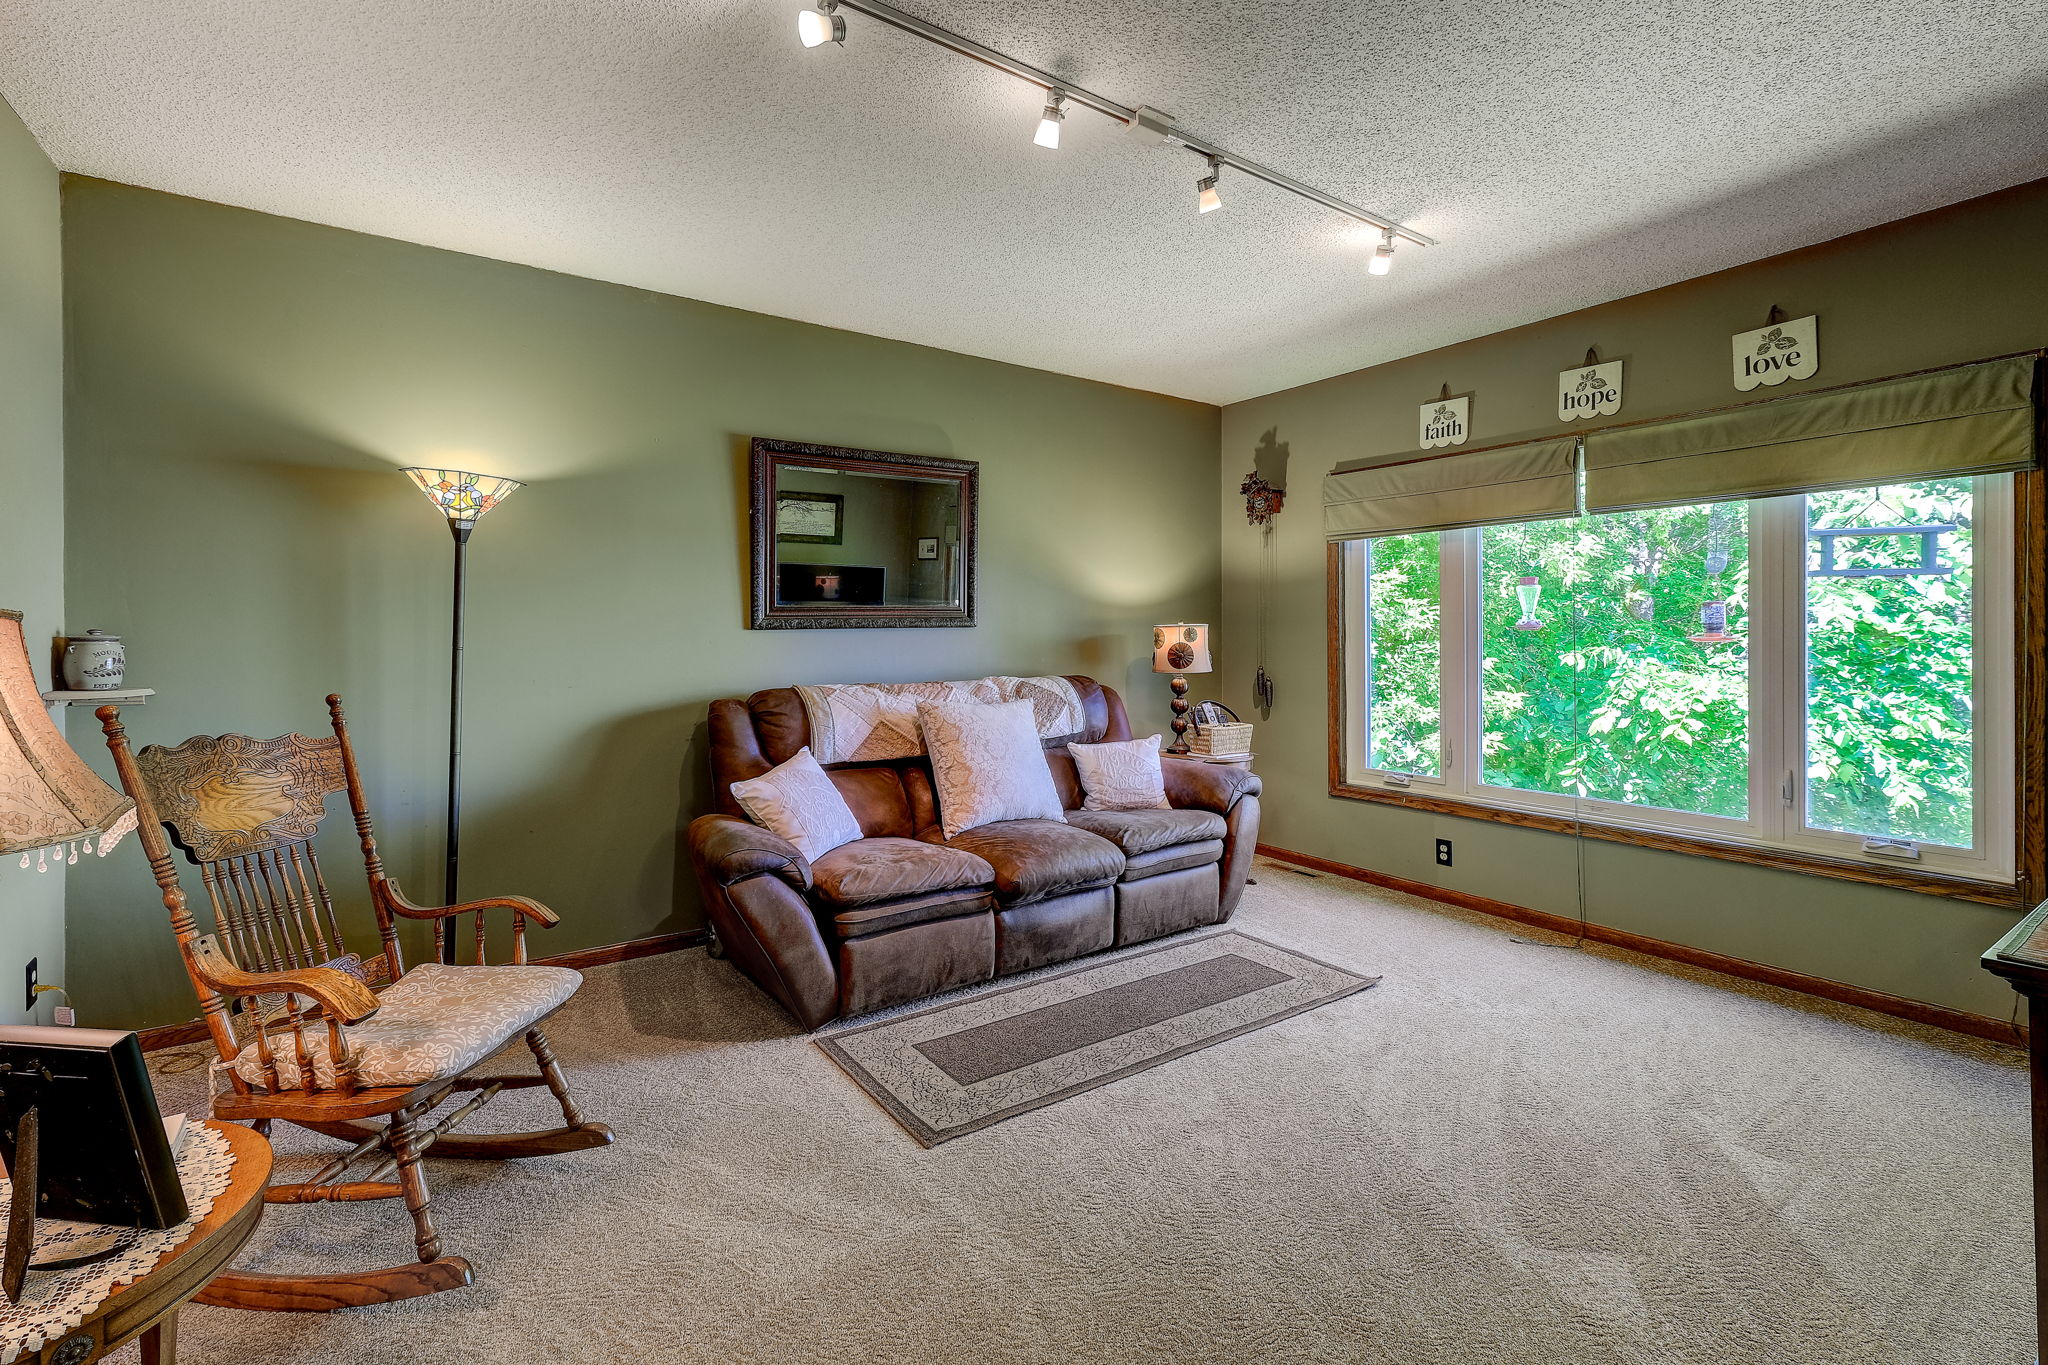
[
  {"x1": 0, "y1": 1026, "x2": 186, "y2": 1230},
  {"x1": 778, "y1": 563, "x2": 885, "y2": 606}
]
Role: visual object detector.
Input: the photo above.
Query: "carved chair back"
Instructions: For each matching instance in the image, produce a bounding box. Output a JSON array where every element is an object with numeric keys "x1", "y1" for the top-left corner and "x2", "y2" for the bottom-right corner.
[{"x1": 100, "y1": 697, "x2": 408, "y2": 1097}]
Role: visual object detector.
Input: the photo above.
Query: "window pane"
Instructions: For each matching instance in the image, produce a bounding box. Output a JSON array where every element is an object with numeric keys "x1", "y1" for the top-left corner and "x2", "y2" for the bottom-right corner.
[
  {"x1": 1805, "y1": 479, "x2": 1974, "y2": 848},
  {"x1": 1480, "y1": 504, "x2": 1750, "y2": 819},
  {"x1": 1361, "y1": 532, "x2": 1441, "y2": 776}
]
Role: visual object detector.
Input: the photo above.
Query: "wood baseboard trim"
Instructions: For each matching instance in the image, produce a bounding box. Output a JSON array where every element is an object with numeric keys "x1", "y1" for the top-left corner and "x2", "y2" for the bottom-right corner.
[
  {"x1": 134, "y1": 928, "x2": 708, "y2": 1052},
  {"x1": 536, "y1": 929, "x2": 707, "y2": 970},
  {"x1": 1255, "y1": 843, "x2": 2025, "y2": 1047}
]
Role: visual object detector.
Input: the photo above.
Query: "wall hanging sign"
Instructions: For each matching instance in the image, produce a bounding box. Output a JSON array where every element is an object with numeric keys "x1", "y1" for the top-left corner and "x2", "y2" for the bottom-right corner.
[
  {"x1": 1419, "y1": 390, "x2": 1470, "y2": 449},
  {"x1": 1558, "y1": 353, "x2": 1623, "y2": 422},
  {"x1": 1732, "y1": 309, "x2": 1818, "y2": 391}
]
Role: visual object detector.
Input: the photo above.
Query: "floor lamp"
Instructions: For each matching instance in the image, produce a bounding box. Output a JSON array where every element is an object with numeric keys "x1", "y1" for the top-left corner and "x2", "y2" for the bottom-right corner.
[{"x1": 402, "y1": 467, "x2": 524, "y2": 963}]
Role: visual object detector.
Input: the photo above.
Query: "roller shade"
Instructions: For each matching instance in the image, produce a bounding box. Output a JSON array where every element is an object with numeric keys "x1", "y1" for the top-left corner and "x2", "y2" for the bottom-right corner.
[
  {"x1": 1584, "y1": 355, "x2": 2038, "y2": 513},
  {"x1": 1324, "y1": 436, "x2": 1579, "y2": 541}
]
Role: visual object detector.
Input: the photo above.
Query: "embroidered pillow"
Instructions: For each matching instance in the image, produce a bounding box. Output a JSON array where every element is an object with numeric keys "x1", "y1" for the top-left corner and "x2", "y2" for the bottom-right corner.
[
  {"x1": 1069, "y1": 734, "x2": 1172, "y2": 811},
  {"x1": 729, "y1": 747, "x2": 864, "y2": 860},
  {"x1": 916, "y1": 698, "x2": 1067, "y2": 839}
]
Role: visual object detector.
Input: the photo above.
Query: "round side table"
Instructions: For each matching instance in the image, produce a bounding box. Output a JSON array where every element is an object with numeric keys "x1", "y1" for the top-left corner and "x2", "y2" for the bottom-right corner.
[{"x1": 10, "y1": 1121, "x2": 271, "y2": 1365}]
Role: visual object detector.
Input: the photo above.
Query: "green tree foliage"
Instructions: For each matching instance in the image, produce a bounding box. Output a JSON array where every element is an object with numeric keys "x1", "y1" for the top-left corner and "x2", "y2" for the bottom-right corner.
[
  {"x1": 1805, "y1": 479, "x2": 1973, "y2": 847},
  {"x1": 1359, "y1": 479, "x2": 1974, "y2": 844}
]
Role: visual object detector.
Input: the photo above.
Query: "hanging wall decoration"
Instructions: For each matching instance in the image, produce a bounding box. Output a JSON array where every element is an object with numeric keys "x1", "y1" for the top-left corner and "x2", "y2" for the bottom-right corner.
[
  {"x1": 1420, "y1": 387, "x2": 1470, "y2": 449},
  {"x1": 1558, "y1": 349, "x2": 1624, "y2": 422},
  {"x1": 1245, "y1": 428, "x2": 1290, "y2": 717},
  {"x1": 1732, "y1": 306, "x2": 1818, "y2": 391}
]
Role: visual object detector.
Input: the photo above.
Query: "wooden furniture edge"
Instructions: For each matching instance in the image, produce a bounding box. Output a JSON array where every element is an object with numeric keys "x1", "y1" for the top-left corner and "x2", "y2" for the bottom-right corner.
[
  {"x1": 136, "y1": 928, "x2": 708, "y2": 1051},
  {"x1": 1256, "y1": 842, "x2": 2026, "y2": 1047}
]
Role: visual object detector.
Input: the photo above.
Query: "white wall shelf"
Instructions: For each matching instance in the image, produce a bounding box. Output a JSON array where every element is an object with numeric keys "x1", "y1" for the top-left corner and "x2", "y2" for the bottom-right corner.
[{"x1": 42, "y1": 688, "x2": 155, "y2": 706}]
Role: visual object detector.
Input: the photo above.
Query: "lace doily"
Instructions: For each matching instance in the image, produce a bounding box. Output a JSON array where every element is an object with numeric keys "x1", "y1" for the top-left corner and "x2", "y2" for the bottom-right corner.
[{"x1": 0, "y1": 1121, "x2": 235, "y2": 1357}]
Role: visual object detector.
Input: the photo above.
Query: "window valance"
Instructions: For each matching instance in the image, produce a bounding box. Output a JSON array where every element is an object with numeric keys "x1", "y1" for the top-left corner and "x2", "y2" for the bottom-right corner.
[
  {"x1": 1323, "y1": 436, "x2": 1579, "y2": 542},
  {"x1": 1583, "y1": 355, "x2": 2038, "y2": 513}
]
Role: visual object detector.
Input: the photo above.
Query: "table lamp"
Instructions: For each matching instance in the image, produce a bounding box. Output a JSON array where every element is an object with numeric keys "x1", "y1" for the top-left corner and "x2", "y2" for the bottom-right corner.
[
  {"x1": 1151, "y1": 623, "x2": 1213, "y2": 754},
  {"x1": 0, "y1": 609, "x2": 137, "y2": 872},
  {"x1": 401, "y1": 467, "x2": 524, "y2": 962}
]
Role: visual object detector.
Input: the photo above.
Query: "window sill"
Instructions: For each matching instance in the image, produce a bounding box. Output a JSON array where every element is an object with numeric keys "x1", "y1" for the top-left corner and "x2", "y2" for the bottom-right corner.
[{"x1": 1327, "y1": 779, "x2": 2023, "y2": 908}]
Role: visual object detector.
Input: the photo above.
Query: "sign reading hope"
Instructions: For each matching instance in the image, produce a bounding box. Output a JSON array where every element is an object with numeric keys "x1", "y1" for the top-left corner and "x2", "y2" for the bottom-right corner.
[
  {"x1": 1558, "y1": 361, "x2": 1623, "y2": 421},
  {"x1": 1732, "y1": 314, "x2": 1818, "y2": 391}
]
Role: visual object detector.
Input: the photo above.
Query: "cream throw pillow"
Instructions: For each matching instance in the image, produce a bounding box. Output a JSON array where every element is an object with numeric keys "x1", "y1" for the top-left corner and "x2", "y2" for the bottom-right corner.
[
  {"x1": 729, "y1": 747, "x2": 864, "y2": 860},
  {"x1": 916, "y1": 698, "x2": 1067, "y2": 839},
  {"x1": 1069, "y1": 734, "x2": 1172, "y2": 811}
]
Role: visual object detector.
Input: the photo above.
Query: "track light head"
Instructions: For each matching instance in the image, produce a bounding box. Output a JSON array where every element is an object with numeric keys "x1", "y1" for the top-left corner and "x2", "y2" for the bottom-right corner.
[
  {"x1": 1197, "y1": 158, "x2": 1222, "y2": 214},
  {"x1": 1369, "y1": 233, "x2": 1394, "y2": 275},
  {"x1": 1034, "y1": 90, "x2": 1066, "y2": 149},
  {"x1": 798, "y1": 3, "x2": 844, "y2": 48}
]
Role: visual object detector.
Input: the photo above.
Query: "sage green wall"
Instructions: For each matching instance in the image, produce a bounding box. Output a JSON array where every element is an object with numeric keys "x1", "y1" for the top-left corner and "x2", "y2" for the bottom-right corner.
[
  {"x1": 61, "y1": 177, "x2": 1219, "y2": 1031},
  {"x1": 0, "y1": 96, "x2": 67, "y2": 1025},
  {"x1": 1221, "y1": 178, "x2": 2048, "y2": 1021}
]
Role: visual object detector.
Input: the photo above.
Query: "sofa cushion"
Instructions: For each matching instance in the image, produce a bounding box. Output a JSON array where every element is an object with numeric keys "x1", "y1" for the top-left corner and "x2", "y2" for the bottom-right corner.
[
  {"x1": 1064, "y1": 807, "x2": 1227, "y2": 857},
  {"x1": 917, "y1": 698, "x2": 1067, "y2": 838},
  {"x1": 925, "y1": 819, "x2": 1124, "y2": 906},
  {"x1": 811, "y1": 837, "x2": 994, "y2": 909},
  {"x1": 729, "y1": 746, "x2": 863, "y2": 860},
  {"x1": 231, "y1": 963, "x2": 581, "y2": 1091},
  {"x1": 1068, "y1": 734, "x2": 1172, "y2": 811},
  {"x1": 1119, "y1": 838, "x2": 1225, "y2": 882}
]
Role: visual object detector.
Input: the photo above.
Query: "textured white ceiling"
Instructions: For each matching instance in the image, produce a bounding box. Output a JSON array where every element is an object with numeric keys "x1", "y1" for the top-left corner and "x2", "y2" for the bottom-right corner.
[{"x1": 4, "y1": 0, "x2": 2048, "y2": 403}]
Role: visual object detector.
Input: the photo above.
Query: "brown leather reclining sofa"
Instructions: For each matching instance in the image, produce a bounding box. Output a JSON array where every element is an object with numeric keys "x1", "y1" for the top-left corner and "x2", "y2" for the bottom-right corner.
[{"x1": 687, "y1": 676, "x2": 1262, "y2": 1029}]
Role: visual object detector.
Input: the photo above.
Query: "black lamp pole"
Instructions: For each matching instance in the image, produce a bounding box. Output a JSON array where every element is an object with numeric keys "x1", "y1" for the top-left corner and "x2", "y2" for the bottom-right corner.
[
  {"x1": 444, "y1": 518, "x2": 471, "y2": 958},
  {"x1": 402, "y1": 468, "x2": 524, "y2": 965}
]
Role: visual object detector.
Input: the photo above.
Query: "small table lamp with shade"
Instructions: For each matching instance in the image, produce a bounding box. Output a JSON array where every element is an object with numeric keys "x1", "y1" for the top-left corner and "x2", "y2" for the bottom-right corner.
[{"x1": 1151, "y1": 623, "x2": 1212, "y2": 754}]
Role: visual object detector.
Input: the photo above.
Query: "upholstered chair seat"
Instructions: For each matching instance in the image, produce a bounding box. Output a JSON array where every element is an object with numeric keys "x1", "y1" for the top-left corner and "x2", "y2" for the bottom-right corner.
[{"x1": 231, "y1": 962, "x2": 582, "y2": 1091}]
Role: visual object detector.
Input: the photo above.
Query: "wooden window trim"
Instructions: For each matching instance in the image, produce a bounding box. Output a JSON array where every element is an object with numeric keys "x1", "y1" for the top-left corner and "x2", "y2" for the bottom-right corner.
[{"x1": 1325, "y1": 467, "x2": 2047, "y2": 912}]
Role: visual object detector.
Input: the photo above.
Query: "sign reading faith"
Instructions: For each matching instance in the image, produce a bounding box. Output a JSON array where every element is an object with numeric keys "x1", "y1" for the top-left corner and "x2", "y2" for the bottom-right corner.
[
  {"x1": 1419, "y1": 396, "x2": 1470, "y2": 449},
  {"x1": 1558, "y1": 361, "x2": 1624, "y2": 422},
  {"x1": 1732, "y1": 314, "x2": 1818, "y2": 391}
]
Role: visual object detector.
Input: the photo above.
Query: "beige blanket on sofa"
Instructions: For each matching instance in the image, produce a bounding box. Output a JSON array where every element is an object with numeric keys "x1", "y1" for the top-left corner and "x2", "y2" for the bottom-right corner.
[{"x1": 795, "y1": 675, "x2": 1086, "y2": 764}]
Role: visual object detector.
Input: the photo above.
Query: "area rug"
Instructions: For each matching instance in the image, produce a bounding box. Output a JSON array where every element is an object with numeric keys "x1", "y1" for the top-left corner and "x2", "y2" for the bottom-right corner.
[{"x1": 815, "y1": 929, "x2": 1378, "y2": 1145}]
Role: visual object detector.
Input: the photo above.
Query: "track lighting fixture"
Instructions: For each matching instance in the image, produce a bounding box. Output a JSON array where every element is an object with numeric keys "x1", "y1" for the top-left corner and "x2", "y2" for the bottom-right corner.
[
  {"x1": 1034, "y1": 90, "x2": 1066, "y2": 149},
  {"x1": 798, "y1": 2, "x2": 844, "y2": 48},
  {"x1": 783, "y1": 0, "x2": 1433, "y2": 258}
]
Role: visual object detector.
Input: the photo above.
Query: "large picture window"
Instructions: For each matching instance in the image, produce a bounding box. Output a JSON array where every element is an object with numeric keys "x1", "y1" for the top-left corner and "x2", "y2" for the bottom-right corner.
[{"x1": 1338, "y1": 476, "x2": 2017, "y2": 889}]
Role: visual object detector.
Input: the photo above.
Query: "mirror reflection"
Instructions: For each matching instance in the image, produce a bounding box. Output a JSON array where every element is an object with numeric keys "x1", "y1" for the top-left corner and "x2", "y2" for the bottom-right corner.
[{"x1": 773, "y1": 465, "x2": 963, "y2": 609}]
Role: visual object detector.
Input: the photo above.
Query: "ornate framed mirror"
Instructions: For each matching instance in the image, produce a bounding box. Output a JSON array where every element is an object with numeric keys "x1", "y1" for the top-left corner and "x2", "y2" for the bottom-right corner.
[{"x1": 748, "y1": 438, "x2": 978, "y2": 629}]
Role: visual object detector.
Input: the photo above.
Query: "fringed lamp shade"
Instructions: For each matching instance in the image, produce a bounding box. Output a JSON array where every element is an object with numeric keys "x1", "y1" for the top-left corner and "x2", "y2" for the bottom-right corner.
[
  {"x1": 401, "y1": 468, "x2": 524, "y2": 536},
  {"x1": 0, "y1": 610, "x2": 136, "y2": 872}
]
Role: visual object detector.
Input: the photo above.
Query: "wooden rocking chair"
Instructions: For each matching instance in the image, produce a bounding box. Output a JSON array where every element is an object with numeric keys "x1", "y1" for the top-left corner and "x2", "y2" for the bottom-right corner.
[{"x1": 98, "y1": 695, "x2": 613, "y2": 1312}]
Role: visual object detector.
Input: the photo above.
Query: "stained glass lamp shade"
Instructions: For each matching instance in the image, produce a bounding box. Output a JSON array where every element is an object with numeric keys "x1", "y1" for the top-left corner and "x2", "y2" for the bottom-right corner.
[
  {"x1": 401, "y1": 468, "x2": 524, "y2": 538},
  {"x1": 0, "y1": 610, "x2": 137, "y2": 871}
]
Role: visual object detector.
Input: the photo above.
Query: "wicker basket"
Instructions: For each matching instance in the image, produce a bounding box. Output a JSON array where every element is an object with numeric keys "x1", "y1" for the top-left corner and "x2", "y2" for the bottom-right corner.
[{"x1": 1189, "y1": 722, "x2": 1254, "y2": 757}]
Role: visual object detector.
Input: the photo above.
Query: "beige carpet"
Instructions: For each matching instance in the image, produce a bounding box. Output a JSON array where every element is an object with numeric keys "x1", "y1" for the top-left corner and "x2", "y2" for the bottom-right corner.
[{"x1": 133, "y1": 858, "x2": 2031, "y2": 1364}]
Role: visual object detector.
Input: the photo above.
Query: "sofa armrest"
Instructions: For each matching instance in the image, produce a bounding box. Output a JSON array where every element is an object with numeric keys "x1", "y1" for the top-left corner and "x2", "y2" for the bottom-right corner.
[
  {"x1": 1160, "y1": 757, "x2": 1262, "y2": 815},
  {"x1": 689, "y1": 814, "x2": 812, "y2": 892}
]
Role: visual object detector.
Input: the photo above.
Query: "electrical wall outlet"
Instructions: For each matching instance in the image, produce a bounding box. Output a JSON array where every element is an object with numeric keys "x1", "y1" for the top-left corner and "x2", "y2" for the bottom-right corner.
[
  {"x1": 1434, "y1": 839, "x2": 1453, "y2": 867},
  {"x1": 23, "y1": 957, "x2": 35, "y2": 1012}
]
